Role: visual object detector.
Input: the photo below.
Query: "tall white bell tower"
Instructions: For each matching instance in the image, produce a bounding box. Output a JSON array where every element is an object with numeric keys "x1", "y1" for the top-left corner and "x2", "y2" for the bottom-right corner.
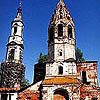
[
  {"x1": 6, "y1": 3, "x2": 24, "y2": 63},
  {"x1": 0, "y1": 2, "x2": 25, "y2": 88}
]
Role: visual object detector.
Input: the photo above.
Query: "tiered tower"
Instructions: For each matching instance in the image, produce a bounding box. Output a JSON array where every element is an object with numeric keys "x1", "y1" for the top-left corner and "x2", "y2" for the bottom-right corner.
[
  {"x1": 46, "y1": 0, "x2": 77, "y2": 78},
  {"x1": 0, "y1": 3, "x2": 25, "y2": 88},
  {"x1": 6, "y1": 4, "x2": 24, "y2": 63},
  {"x1": 42, "y1": 0, "x2": 80, "y2": 100},
  {"x1": 48, "y1": 0, "x2": 76, "y2": 62}
]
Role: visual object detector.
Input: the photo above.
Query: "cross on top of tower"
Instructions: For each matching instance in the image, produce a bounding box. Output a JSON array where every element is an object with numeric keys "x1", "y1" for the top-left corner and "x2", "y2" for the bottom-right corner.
[
  {"x1": 18, "y1": 0, "x2": 22, "y2": 13},
  {"x1": 15, "y1": 0, "x2": 23, "y2": 21},
  {"x1": 19, "y1": 0, "x2": 22, "y2": 7}
]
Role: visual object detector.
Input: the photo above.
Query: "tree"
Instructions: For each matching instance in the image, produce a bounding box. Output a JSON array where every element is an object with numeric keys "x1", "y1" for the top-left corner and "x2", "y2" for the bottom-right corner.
[
  {"x1": 76, "y1": 48, "x2": 85, "y2": 62},
  {"x1": 37, "y1": 53, "x2": 48, "y2": 63},
  {"x1": 21, "y1": 79, "x2": 30, "y2": 88}
]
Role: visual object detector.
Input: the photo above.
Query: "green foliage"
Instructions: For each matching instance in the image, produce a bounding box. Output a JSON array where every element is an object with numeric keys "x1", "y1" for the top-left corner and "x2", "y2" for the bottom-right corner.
[
  {"x1": 38, "y1": 53, "x2": 48, "y2": 63},
  {"x1": 21, "y1": 79, "x2": 30, "y2": 88},
  {"x1": 76, "y1": 48, "x2": 85, "y2": 62}
]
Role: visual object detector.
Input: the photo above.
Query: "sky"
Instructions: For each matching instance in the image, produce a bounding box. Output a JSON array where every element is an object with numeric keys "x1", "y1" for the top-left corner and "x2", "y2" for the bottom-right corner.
[{"x1": 0, "y1": 0, "x2": 100, "y2": 84}]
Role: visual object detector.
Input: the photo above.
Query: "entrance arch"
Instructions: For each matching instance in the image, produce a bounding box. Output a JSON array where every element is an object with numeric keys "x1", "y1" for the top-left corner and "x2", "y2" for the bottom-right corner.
[{"x1": 53, "y1": 88, "x2": 69, "y2": 100}]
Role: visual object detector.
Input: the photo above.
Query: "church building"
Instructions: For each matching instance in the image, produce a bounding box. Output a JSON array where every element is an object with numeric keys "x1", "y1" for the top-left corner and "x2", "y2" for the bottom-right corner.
[
  {"x1": 18, "y1": 0, "x2": 100, "y2": 100},
  {"x1": 0, "y1": 0, "x2": 100, "y2": 100}
]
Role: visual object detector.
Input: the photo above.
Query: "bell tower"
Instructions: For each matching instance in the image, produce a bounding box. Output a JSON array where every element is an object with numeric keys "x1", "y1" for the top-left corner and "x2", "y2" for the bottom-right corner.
[
  {"x1": 0, "y1": 2, "x2": 25, "y2": 88},
  {"x1": 42, "y1": 1, "x2": 79, "y2": 99},
  {"x1": 45, "y1": 0, "x2": 77, "y2": 78},
  {"x1": 6, "y1": 2, "x2": 24, "y2": 63},
  {"x1": 48, "y1": 0, "x2": 76, "y2": 62}
]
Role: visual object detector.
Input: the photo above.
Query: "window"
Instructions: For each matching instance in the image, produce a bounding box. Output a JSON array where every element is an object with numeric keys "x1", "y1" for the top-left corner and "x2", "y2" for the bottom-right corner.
[
  {"x1": 1, "y1": 94, "x2": 8, "y2": 100},
  {"x1": 59, "y1": 66, "x2": 63, "y2": 75},
  {"x1": 68, "y1": 25, "x2": 73, "y2": 38},
  {"x1": 58, "y1": 24, "x2": 63, "y2": 37},
  {"x1": 8, "y1": 49, "x2": 15, "y2": 61},
  {"x1": 14, "y1": 27, "x2": 17, "y2": 34},
  {"x1": 82, "y1": 71, "x2": 87, "y2": 83},
  {"x1": 60, "y1": 51, "x2": 62, "y2": 56},
  {"x1": 20, "y1": 51, "x2": 22, "y2": 61},
  {"x1": 59, "y1": 49, "x2": 62, "y2": 56},
  {"x1": 49, "y1": 26, "x2": 54, "y2": 42}
]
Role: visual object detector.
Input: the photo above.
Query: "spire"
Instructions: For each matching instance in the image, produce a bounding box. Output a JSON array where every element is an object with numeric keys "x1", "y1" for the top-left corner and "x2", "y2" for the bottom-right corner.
[
  {"x1": 59, "y1": 0, "x2": 64, "y2": 2},
  {"x1": 58, "y1": 0, "x2": 65, "y2": 5},
  {"x1": 49, "y1": 0, "x2": 73, "y2": 25},
  {"x1": 15, "y1": 0, "x2": 23, "y2": 21},
  {"x1": 19, "y1": 0, "x2": 22, "y2": 8}
]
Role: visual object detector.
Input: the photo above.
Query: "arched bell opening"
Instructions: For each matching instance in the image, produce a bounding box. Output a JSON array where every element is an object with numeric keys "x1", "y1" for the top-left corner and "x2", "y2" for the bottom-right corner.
[{"x1": 68, "y1": 25, "x2": 73, "y2": 38}]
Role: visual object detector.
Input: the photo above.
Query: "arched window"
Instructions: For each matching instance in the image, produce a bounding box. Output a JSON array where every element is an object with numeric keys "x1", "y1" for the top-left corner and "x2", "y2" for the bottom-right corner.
[
  {"x1": 49, "y1": 26, "x2": 54, "y2": 42},
  {"x1": 58, "y1": 66, "x2": 63, "y2": 75},
  {"x1": 58, "y1": 24, "x2": 63, "y2": 37},
  {"x1": 59, "y1": 51, "x2": 62, "y2": 56},
  {"x1": 8, "y1": 49, "x2": 15, "y2": 61},
  {"x1": 68, "y1": 25, "x2": 73, "y2": 38},
  {"x1": 14, "y1": 27, "x2": 17, "y2": 34},
  {"x1": 13, "y1": 23, "x2": 18, "y2": 34},
  {"x1": 82, "y1": 71, "x2": 87, "y2": 83},
  {"x1": 58, "y1": 49, "x2": 62, "y2": 56}
]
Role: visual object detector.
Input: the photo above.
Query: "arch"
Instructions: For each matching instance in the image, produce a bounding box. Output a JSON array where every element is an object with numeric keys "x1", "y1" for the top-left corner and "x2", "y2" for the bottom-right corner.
[
  {"x1": 58, "y1": 24, "x2": 63, "y2": 37},
  {"x1": 14, "y1": 26, "x2": 17, "y2": 34},
  {"x1": 14, "y1": 23, "x2": 18, "y2": 26},
  {"x1": 58, "y1": 49, "x2": 62, "y2": 56},
  {"x1": 82, "y1": 71, "x2": 87, "y2": 83},
  {"x1": 49, "y1": 26, "x2": 54, "y2": 42},
  {"x1": 58, "y1": 66, "x2": 63, "y2": 75},
  {"x1": 13, "y1": 23, "x2": 18, "y2": 34},
  {"x1": 8, "y1": 49, "x2": 15, "y2": 60},
  {"x1": 68, "y1": 25, "x2": 73, "y2": 38},
  {"x1": 53, "y1": 88, "x2": 69, "y2": 100}
]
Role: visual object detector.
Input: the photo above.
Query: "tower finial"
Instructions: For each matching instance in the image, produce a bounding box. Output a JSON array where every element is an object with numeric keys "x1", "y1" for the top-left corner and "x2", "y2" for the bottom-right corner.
[
  {"x1": 19, "y1": 0, "x2": 22, "y2": 8},
  {"x1": 60, "y1": 0, "x2": 64, "y2": 2},
  {"x1": 15, "y1": 0, "x2": 23, "y2": 20}
]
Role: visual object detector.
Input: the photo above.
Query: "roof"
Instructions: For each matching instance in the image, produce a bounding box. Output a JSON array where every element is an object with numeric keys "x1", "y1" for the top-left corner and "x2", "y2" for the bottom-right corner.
[
  {"x1": 49, "y1": 0, "x2": 73, "y2": 26},
  {"x1": 18, "y1": 81, "x2": 42, "y2": 93},
  {"x1": 0, "y1": 87, "x2": 20, "y2": 93},
  {"x1": 43, "y1": 76, "x2": 80, "y2": 85},
  {"x1": 18, "y1": 89, "x2": 39, "y2": 100}
]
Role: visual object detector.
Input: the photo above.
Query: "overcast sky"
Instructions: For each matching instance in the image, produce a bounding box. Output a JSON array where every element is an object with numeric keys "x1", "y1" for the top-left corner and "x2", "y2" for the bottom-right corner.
[{"x1": 0, "y1": 0, "x2": 100, "y2": 84}]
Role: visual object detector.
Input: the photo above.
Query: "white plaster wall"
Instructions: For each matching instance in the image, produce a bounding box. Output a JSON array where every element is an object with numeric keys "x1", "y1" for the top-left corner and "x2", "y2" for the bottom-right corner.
[
  {"x1": 11, "y1": 22, "x2": 23, "y2": 36},
  {"x1": 11, "y1": 93, "x2": 18, "y2": 100},
  {"x1": 46, "y1": 62, "x2": 77, "y2": 76}
]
